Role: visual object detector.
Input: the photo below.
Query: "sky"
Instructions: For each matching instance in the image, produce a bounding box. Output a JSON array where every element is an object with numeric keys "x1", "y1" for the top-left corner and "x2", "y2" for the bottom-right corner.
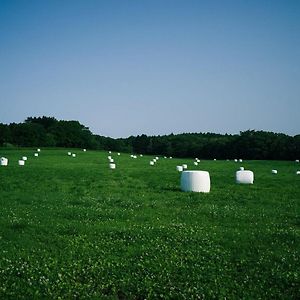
[{"x1": 0, "y1": 0, "x2": 299, "y2": 137}]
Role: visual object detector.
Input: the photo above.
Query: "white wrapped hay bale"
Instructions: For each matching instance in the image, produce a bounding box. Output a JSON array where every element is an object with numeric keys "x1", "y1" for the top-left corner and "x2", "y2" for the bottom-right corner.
[
  {"x1": 296, "y1": 171, "x2": 300, "y2": 175},
  {"x1": 296, "y1": 159, "x2": 299, "y2": 163},
  {"x1": 133, "y1": 155, "x2": 137, "y2": 159},
  {"x1": 22, "y1": 156, "x2": 27, "y2": 161},
  {"x1": 150, "y1": 161, "x2": 155, "y2": 166},
  {"x1": 239, "y1": 159, "x2": 243, "y2": 162},
  {"x1": 234, "y1": 159, "x2": 238, "y2": 162},
  {"x1": 108, "y1": 156, "x2": 112, "y2": 160},
  {"x1": 236, "y1": 170, "x2": 254, "y2": 184},
  {"x1": 140, "y1": 154, "x2": 143, "y2": 157},
  {"x1": 164, "y1": 156, "x2": 167, "y2": 159},
  {"x1": 18, "y1": 160, "x2": 25, "y2": 166},
  {"x1": 194, "y1": 162, "x2": 198, "y2": 166},
  {"x1": 117, "y1": 153, "x2": 120, "y2": 156},
  {"x1": 83, "y1": 149, "x2": 86, "y2": 152},
  {"x1": 180, "y1": 170, "x2": 210, "y2": 193},
  {"x1": 72, "y1": 154, "x2": 76, "y2": 158},
  {"x1": 68, "y1": 152, "x2": 71, "y2": 156},
  {"x1": 213, "y1": 158, "x2": 217, "y2": 161},
  {"x1": 109, "y1": 151, "x2": 112, "y2": 154},
  {"x1": 1, "y1": 157, "x2": 8, "y2": 166},
  {"x1": 240, "y1": 167, "x2": 244, "y2": 171},
  {"x1": 169, "y1": 157, "x2": 173, "y2": 159},
  {"x1": 34, "y1": 153, "x2": 39, "y2": 157},
  {"x1": 182, "y1": 164, "x2": 187, "y2": 169},
  {"x1": 109, "y1": 158, "x2": 114, "y2": 163},
  {"x1": 109, "y1": 163, "x2": 116, "y2": 169},
  {"x1": 37, "y1": 148, "x2": 41, "y2": 152},
  {"x1": 153, "y1": 159, "x2": 157, "y2": 163},
  {"x1": 176, "y1": 165, "x2": 183, "y2": 172},
  {"x1": 272, "y1": 170, "x2": 278, "y2": 174},
  {"x1": 155, "y1": 157, "x2": 159, "y2": 160}
]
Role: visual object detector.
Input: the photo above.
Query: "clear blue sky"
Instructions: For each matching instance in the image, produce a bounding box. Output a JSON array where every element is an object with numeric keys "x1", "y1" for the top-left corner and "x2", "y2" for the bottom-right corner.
[{"x1": 0, "y1": 0, "x2": 299, "y2": 137}]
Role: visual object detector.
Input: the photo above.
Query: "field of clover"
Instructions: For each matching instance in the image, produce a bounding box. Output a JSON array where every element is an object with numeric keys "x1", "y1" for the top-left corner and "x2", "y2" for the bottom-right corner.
[{"x1": 0, "y1": 149, "x2": 299, "y2": 299}]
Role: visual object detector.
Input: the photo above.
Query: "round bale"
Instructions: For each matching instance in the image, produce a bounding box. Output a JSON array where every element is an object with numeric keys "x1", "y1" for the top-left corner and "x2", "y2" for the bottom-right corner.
[
  {"x1": 176, "y1": 165, "x2": 183, "y2": 172},
  {"x1": 180, "y1": 170, "x2": 210, "y2": 193},
  {"x1": 236, "y1": 170, "x2": 254, "y2": 184},
  {"x1": 1, "y1": 157, "x2": 8, "y2": 166},
  {"x1": 18, "y1": 160, "x2": 25, "y2": 166}
]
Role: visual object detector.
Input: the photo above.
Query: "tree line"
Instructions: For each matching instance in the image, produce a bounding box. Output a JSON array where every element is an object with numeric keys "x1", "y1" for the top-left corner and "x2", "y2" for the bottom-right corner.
[{"x1": 0, "y1": 116, "x2": 299, "y2": 160}]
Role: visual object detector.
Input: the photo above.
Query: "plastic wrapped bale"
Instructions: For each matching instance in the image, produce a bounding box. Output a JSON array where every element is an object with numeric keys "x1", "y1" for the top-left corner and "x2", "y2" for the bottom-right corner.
[
  {"x1": 182, "y1": 164, "x2": 188, "y2": 169},
  {"x1": 150, "y1": 161, "x2": 155, "y2": 166},
  {"x1": 296, "y1": 171, "x2": 300, "y2": 175},
  {"x1": 72, "y1": 154, "x2": 76, "y2": 158},
  {"x1": 1, "y1": 157, "x2": 8, "y2": 166},
  {"x1": 140, "y1": 154, "x2": 143, "y2": 157},
  {"x1": 180, "y1": 171, "x2": 210, "y2": 193},
  {"x1": 109, "y1": 158, "x2": 114, "y2": 163},
  {"x1": 22, "y1": 156, "x2": 27, "y2": 161},
  {"x1": 155, "y1": 157, "x2": 159, "y2": 160},
  {"x1": 109, "y1": 151, "x2": 112, "y2": 154},
  {"x1": 194, "y1": 162, "x2": 198, "y2": 166},
  {"x1": 240, "y1": 167, "x2": 244, "y2": 171},
  {"x1": 18, "y1": 160, "x2": 25, "y2": 166},
  {"x1": 236, "y1": 170, "x2": 254, "y2": 184},
  {"x1": 83, "y1": 149, "x2": 86, "y2": 152},
  {"x1": 169, "y1": 157, "x2": 173, "y2": 159},
  {"x1": 109, "y1": 163, "x2": 116, "y2": 169},
  {"x1": 239, "y1": 159, "x2": 243, "y2": 162},
  {"x1": 107, "y1": 156, "x2": 112, "y2": 160},
  {"x1": 213, "y1": 159, "x2": 217, "y2": 161},
  {"x1": 296, "y1": 160, "x2": 299, "y2": 163},
  {"x1": 37, "y1": 148, "x2": 41, "y2": 152},
  {"x1": 176, "y1": 165, "x2": 183, "y2": 172},
  {"x1": 234, "y1": 159, "x2": 238, "y2": 162},
  {"x1": 117, "y1": 153, "x2": 121, "y2": 156},
  {"x1": 34, "y1": 153, "x2": 39, "y2": 157},
  {"x1": 68, "y1": 152, "x2": 71, "y2": 156},
  {"x1": 153, "y1": 159, "x2": 157, "y2": 163},
  {"x1": 272, "y1": 170, "x2": 278, "y2": 174}
]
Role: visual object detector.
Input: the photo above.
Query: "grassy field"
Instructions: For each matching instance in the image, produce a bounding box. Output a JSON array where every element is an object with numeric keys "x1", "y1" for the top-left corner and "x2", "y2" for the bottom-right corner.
[{"x1": 0, "y1": 149, "x2": 299, "y2": 299}]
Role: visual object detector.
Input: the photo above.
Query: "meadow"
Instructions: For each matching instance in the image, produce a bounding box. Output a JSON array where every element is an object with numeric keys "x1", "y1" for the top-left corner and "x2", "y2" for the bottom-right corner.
[{"x1": 0, "y1": 149, "x2": 299, "y2": 299}]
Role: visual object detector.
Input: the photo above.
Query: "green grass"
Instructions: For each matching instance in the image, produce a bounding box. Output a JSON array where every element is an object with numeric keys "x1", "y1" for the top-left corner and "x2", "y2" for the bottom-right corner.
[{"x1": 0, "y1": 149, "x2": 299, "y2": 299}]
